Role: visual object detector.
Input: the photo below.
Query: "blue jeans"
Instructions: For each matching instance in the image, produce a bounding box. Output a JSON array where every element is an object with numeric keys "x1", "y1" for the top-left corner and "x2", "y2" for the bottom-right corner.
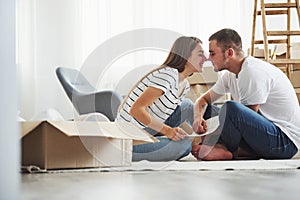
[
  {"x1": 218, "y1": 101, "x2": 298, "y2": 159},
  {"x1": 132, "y1": 99, "x2": 194, "y2": 161}
]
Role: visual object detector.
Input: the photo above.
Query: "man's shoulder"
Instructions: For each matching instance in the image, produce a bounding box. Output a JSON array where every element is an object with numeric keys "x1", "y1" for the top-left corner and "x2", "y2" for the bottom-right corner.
[
  {"x1": 244, "y1": 56, "x2": 267, "y2": 67},
  {"x1": 220, "y1": 71, "x2": 236, "y2": 80},
  {"x1": 243, "y1": 56, "x2": 279, "y2": 73}
]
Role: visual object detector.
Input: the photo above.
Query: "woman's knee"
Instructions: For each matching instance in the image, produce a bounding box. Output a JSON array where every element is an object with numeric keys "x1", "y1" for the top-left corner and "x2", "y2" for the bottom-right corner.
[
  {"x1": 179, "y1": 98, "x2": 194, "y2": 125},
  {"x1": 181, "y1": 98, "x2": 194, "y2": 112}
]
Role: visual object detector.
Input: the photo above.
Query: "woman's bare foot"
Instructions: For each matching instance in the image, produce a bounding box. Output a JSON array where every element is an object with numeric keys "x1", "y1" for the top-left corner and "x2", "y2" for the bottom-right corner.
[{"x1": 191, "y1": 144, "x2": 233, "y2": 161}]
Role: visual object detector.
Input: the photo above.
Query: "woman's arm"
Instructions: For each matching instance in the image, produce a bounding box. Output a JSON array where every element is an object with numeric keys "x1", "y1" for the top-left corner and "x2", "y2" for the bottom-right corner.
[{"x1": 130, "y1": 86, "x2": 187, "y2": 141}]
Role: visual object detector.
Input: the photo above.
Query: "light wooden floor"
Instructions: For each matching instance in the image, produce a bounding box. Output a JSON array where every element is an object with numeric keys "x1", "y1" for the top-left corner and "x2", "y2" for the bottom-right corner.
[{"x1": 22, "y1": 169, "x2": 300, "y2": 200}]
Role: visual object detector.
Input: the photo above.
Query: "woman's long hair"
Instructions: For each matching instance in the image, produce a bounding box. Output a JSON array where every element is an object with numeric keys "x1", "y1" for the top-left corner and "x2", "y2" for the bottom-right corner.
[{"x1": 163, "y1": 36, "x2": 202, "y2": 72}]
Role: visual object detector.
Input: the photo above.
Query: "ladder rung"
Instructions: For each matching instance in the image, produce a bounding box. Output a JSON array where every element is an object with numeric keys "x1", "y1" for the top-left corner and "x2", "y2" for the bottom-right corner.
[
  {"x1": 251, "y1": 1, "x2": 300, "y2": 69},
  {"x1": 277, "y1": 66, "x2": 288, "y2": 71},
  {"x1": 257, "y1": 10, "x2": 288, "y2": 15},
  {"x1": 269, "y1": 59, "x2": 300, "y2": 65},
  {"x1": 267, "y1": 31, "x2": 300, "y2": 36},
  {"x1": 264, "y1": 3, "x2": 297, "y2": 8},
  {"x1": 254, "y1": 39, "x2": 288, "y2": 44}
]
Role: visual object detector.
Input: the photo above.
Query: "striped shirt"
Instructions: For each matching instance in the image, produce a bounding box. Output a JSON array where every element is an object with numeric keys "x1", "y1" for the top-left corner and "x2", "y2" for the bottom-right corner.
[{"x1": 116, "y1": 67, "x2": 190, "y2": 128}]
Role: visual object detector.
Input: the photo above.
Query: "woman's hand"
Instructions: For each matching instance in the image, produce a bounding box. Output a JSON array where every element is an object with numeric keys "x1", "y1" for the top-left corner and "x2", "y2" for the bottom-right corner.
[
  {"x1": 192, "y1": 117, "x2": 207, "y2": 134},
  {"x1": 162, "y1": 126, "x2": 188, "y2": 141}
]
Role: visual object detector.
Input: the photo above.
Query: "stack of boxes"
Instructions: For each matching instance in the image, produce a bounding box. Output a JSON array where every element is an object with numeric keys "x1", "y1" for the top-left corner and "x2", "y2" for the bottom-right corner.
[
  {"x1": 247, "y1": 48, "x2": 272, "y2": 59},
  {"x1": 186, "y1": 65, "x2": 228, "y2": 105},
  {"x1": 274, "y1": 43, "x2": 300, "y2": 104}
]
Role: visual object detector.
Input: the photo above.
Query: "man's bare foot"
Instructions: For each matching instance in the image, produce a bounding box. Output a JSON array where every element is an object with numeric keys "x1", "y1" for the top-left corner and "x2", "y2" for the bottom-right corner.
[
  {"x1": 191, "y1": 144, "x2": 233, "y2": 161},
  {"x1": 235, "y1": 147, "x2": 259, "y2": 160}
]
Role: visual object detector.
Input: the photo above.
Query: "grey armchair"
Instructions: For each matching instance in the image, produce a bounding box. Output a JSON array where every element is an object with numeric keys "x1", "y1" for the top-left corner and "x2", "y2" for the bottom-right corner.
[{"x1": 56, "y1": 67, "x2": 122, "y2": 121}]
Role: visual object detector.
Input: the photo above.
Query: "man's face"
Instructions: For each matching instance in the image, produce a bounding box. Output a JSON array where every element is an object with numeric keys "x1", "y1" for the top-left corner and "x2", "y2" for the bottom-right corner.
[{"x1": 209, "y1": 40, "x2": 227, "y2": 72}]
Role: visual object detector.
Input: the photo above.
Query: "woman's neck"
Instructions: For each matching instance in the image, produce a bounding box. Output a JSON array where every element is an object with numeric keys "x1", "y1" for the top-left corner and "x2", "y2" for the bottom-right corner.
[{"x1": 178, "y1": 72, "x2": 188, "y2": 83}]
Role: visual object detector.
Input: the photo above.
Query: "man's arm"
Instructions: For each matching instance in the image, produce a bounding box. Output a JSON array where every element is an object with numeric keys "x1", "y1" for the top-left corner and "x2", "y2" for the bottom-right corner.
[
  {"x1": 246, "y1": 104, "x2": 260, "y2": 113},
  {"x1": 193, "y1": 89, "x2": 223, "y2": 133}
]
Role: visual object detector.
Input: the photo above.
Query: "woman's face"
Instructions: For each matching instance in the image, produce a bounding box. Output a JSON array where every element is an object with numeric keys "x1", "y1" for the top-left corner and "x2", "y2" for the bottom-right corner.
[{"x1": 186, "y1": 43, "x2": 208, "y2": 73}]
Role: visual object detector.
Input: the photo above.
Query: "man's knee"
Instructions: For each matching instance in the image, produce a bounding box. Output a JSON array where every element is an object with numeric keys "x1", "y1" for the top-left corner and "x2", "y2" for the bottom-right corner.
[
  {"x1": 220, "y1": 101, "x2": 241, "y2": 115},
  {"x1": 218, "y1": 101, "x2": 243, "y2": 125},
  {"x1": 222, "y1": 100, "x2": 240, "y2": 109}
]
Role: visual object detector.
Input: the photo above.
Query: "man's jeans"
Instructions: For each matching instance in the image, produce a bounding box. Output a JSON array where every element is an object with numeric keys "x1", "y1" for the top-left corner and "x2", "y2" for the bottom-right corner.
[{"x1": 218, "y1": 101, "x2": 298, "y2": 159}]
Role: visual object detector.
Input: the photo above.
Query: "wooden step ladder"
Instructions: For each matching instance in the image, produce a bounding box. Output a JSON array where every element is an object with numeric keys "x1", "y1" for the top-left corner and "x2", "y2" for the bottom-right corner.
[{"x1": 250, "y1": 0, "x2": 300, "y2": 78}]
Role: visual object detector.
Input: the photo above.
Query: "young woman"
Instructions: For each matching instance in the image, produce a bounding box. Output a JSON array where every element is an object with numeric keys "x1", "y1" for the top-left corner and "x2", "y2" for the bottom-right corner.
[{"x1": 117, "y1": 36, "x2": 208, "y2": 161}]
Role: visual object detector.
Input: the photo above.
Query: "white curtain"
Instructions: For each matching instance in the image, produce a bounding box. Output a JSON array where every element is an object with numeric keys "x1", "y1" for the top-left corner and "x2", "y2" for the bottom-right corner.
[{"x1": 17, "y1": 0, "x2": 253, "y2": 120}]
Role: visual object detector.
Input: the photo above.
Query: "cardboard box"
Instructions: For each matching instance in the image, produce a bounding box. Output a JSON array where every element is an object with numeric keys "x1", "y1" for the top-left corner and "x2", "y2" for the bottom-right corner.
[
  {"x1": 21, "y1": 121, "x2": 157, "y2": 170},
  {"x1": 185, "y1": 84, "x2": 230, "y2": 104},
  {"x1": 290, "y1": 70, "x2": 300, "y2": 88},
  {"x1": 187, "y1": 66, "x2": 219, "y2": 85},
  {"x1": 186, "y1": 84, "x2": 213, "y2": 102},
  {"x1": 274, "y1": 42, "x2": 300, "y2": 59},
  {"x1": 295, "y1": 88, "x2": 300, "y2": 105},
  {"x1": 247, "y1": 48, "x2": 272, "y2": 58},
  {"x1": 291, "y1": 63, "x2": 300, "y2": 72}
]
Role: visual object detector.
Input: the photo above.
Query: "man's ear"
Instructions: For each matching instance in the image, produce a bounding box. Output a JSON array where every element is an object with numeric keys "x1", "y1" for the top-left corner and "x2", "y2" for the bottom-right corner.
[{"x1": 227, "y1": 48, "x2": 234, "y2": 57}]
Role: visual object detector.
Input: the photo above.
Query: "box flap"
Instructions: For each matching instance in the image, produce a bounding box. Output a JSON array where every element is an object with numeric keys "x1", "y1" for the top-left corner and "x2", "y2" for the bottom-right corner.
[
  {"x1": 115, "y1": 121, "x2": 159, "y2": 145},
  {"x1": 187, "y1": 66, "x2": 218, "y2": 85},
  {"x1": 21, "y1": 121, "x2": 44, "y2": 137},
  {"x1": 21, "y1": 120, "x2": 158, "y2": 144},
  {"x1": 48, "y1": 121, "x2": 158, "y2": 144},
  {"x1": 274, "y1": 44, "x2": 287, "y2": 56},
  {"x1": 274, "y1": 42, "x2": 300, "y2": 56}
]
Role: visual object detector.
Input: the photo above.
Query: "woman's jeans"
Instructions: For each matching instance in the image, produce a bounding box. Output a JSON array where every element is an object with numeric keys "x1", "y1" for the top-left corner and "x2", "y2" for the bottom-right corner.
[
  {"x1": 218, "y1": 101, "x2": 298, "y2": 159},
  {"x1": 132, "y1": 99, "x2": 194, "y2": 161}
]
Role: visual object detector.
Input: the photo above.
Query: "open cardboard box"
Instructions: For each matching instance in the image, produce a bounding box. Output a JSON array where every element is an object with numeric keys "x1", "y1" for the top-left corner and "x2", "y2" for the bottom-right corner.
[
  {"x1": 247, "y1": 48, "x2": 272, "y2": 58},
  {"x1": 21, "y1": 121, "x2": 157, "y2": 170},
  {"x1": 295, "y1": 88, "x2": 300, "y2": 105},
  {"x1": 274, "y1": 42, "x2": 300, "y2": 59},
  {"x1": 290, "y1": 69, "x2": 300, "y2": 88}
]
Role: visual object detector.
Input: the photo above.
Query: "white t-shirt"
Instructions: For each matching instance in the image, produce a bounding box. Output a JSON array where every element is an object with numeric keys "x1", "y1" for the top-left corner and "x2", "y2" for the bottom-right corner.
[
  {"x1": 117, "y1": 67, "x2": 190, "y2": 128},
  {"x1": 212, "y1": 56, "x2": 300, "y2": 148}
]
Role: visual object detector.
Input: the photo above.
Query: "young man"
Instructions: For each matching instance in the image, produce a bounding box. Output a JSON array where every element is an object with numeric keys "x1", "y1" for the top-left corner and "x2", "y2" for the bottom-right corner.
[{"x1": 192, "y1": 28, "x2": 300, "y2": 160}]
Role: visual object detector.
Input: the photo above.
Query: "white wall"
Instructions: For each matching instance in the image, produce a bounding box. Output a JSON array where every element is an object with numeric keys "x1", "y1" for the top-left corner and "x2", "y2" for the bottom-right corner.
[
  {"x1": 0, "y1": 0, "x2": 20, "y2": 199},
  {"x1": 17, "y1": 0, "x2": 256, "y2": 120}
]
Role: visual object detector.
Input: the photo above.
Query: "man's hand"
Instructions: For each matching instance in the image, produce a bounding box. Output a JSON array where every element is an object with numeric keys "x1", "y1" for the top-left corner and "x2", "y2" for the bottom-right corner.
[{"x1": 192, "y1": 117, "x2": 207, "y2": 134}]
